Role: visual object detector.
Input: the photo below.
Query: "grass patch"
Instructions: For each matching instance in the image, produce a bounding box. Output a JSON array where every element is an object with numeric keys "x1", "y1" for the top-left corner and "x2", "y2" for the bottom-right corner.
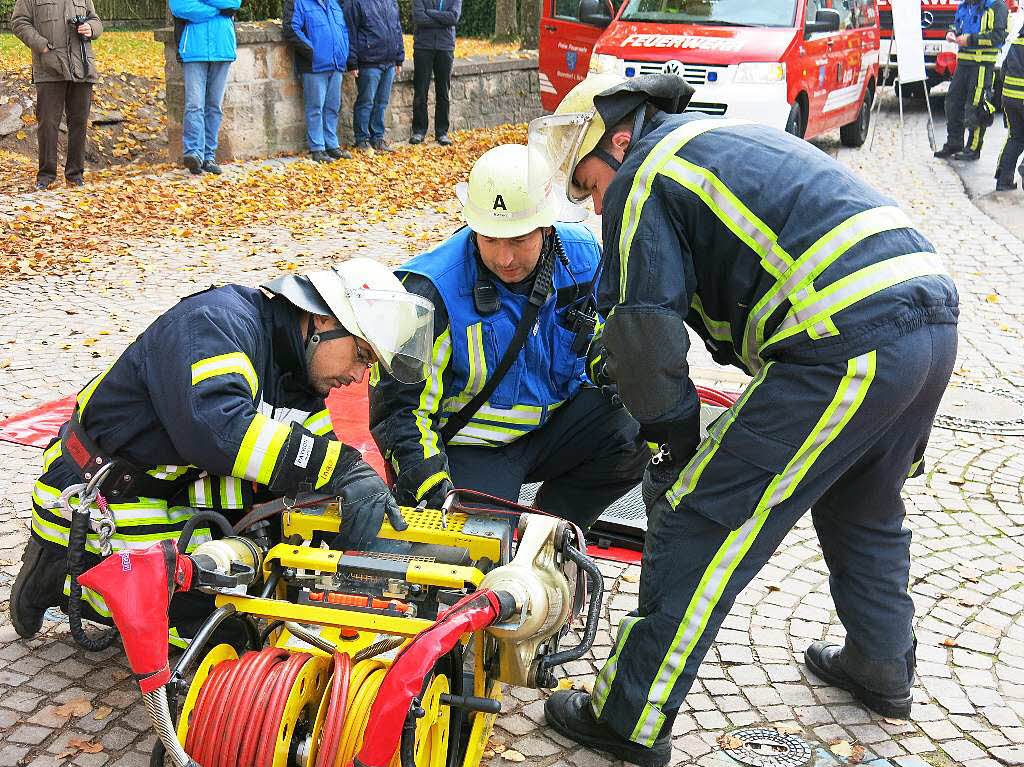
[{"x1": 0, "y1": 29, "x2": 164, "y2": 78}]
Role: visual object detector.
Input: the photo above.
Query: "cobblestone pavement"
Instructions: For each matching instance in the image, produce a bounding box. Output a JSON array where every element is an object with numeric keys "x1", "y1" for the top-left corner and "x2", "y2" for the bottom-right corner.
[{"x1": 1, "y1": 94, "x2": 1023, "y2": 767}]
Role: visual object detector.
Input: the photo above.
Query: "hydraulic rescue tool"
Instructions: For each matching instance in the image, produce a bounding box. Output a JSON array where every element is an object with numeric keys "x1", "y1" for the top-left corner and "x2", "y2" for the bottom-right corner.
[{"x1": 75, "y1": 489, "x2": 604, "y2": 767}]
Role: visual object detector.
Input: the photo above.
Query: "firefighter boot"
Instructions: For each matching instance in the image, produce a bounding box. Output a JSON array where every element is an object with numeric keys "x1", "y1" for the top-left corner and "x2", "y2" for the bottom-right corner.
[
  {"x1": 996, "y1": 176, "x2": 1018, "y2": 191},
  {"x1": 10, "y1": 538, "x2": 67, "y2": 638},
  {"x1": 933, "y1": 144, "x2": 962, "y2": 158},
  {"x1": 805, "y1": 640, "x2": 914, "y2": 719},
  {"x1": 952, "y1": 149, "x2": 982, "y2": 162},
  {"x1": 545, "y1": 690, "x2": 671, "y2": 767}
]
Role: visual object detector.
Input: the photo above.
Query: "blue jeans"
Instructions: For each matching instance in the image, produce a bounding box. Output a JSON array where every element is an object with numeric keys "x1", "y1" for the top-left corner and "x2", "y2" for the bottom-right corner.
[
  {"x1": 354, "y1": 64, "x2": 396, "y2": 145},
  {"x1": 302, "y1": 70, "x2": 342, "y2": 152},
  {"x1": 182, "y1": 61, "x2": 231, "y2": 163}
]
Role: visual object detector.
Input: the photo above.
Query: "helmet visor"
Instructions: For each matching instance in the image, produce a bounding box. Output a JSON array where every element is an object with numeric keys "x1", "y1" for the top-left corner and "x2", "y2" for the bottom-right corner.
[
  {"x1": 527, "y1": 112, "x2": 593, "y2": 206},
  {"x1": 347, "y1": 289, "x2": 435, "y2": 384}
]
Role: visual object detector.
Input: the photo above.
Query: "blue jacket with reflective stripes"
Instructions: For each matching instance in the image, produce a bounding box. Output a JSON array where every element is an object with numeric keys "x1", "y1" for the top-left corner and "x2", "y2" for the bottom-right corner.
[
  {"x1": 954, "y1": 0, "x2": 1008, "y2": 63},
  {"x1": 368, "y1": 224, "x2": 601, "y2": 503},
  {"x1": 596, "y1": 112, "x2": 959, "y2": 452},
  {"x1": 44, "y1": 286, "x2": 359, "y2": 512}
]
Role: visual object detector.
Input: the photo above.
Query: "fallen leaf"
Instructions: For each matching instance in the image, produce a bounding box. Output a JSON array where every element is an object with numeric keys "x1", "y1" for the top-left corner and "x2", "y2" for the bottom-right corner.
[
  {"x1": 942, "y1": 638, "x2": 958, "y2": 648},
  {"x1": 555, "y1": 678, "x2": 574, "y2": 690},
  {"x1": 500, "y1": 750, "x2": 525, "y2": 762},
  {"x1": 1000, "y1": 565, "x2": 1021, "y2": 573},
  {"x1": 848, "y1": 744, "x2": 866, "y2": 763},
  {"x1": 111, "y1": 669, "x2": 131, "y2": 680},
  {"x1": 16, "y1": 130, "x2": 26, "y2": 140},
  {"x1": 766, "y1": 583, "x2": 781, "y2": 592},
  {"x1": 0, "y1": 359, "x2": 10, "y2": 369},
  {"x1": 830, "y1": 739, "x2": 854, "y2": 757},
  {"x1": 986, "y1": 293, "x2": 1000, "y2": 303},
  {"x1": 718, "y1": 734, "x2": 745, "y2": 750},
  {"x1": 775, "y1": 723, "x2": 802, "y2": 735},
  {"x1": 491, "y1": 743, "x2": 507, "y2": 753},
  {"x1": 93, "y1": 705, "x2": 113, "y2": 720},
  {"x1": 883, "y1": 717, "x2": 909, "y2": 725},
  {"x1": 68, "y1": 737, "x2": 103, "y2": 754},
  {"x1": 54, "y1": 697, "x2": 93, "y2": 718}
]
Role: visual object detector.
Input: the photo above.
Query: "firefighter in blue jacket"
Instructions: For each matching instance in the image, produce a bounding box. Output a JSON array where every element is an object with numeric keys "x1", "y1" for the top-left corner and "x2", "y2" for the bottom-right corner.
[
  {"x1": 534, "y1": 75, "x2": 959, "y2": 767},
  {"x1": 369, "y1": 144, "x2": 647, "y2": 530},
  {"x1": 935, "y1": 0, "x2": 1009, "y2": 161},
  {"x1": 11, "y1": 259, "x2": 433, "y2": 642},
  {"x1": 995, "y1": 28, "x2": 1024, "y2": 190}
]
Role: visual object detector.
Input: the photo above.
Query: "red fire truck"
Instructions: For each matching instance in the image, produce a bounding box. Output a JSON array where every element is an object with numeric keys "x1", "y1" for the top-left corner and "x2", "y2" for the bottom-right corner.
[
  {"x1": 876, "y1": 0, "x2": 1021, "y2": 98},
  {"x1": 539, "y1": 0, "x2": 880, "y2": 146}
]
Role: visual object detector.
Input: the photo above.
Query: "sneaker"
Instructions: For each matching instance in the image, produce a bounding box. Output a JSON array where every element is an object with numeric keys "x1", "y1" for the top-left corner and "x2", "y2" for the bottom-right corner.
[
  {"x1": 805, "y1": 641, "x2": 913, "y2": 719},
  {"x1": 370, "y1": 139, "x2": 393, "y2": 153},
  {"x1": 544, "y1": 691, "x2": 671, "y2": 767},
  {"x1": 310, "y1": 150, "x2": 332, "y2": 163},
  {"x1": 202, "y1": 161, "x2": 222, "y2": 175},
  {"x1": 952, "y1": 149, "x2": 981, "y2": 162},
  {"x1": 933, "y1": 145, "x2": 961, "y2": 159},
  {"x1": 35, "y1": 179, "x2": 53, "y2": 191},
  {"x1": 409, "y1": 133, "x2": 425, "y2": 145},
  {"x1": 10, "y1": 538, "x2": 67, "y2": 638},
  {"x1": 183, "y1": 154, "x2": 203, "y2": 175},
  {"x1": 326, "y1": 147, "x2": 351, "y2": 160},
  {"x1": 436, "y1": 134, "x2": 452, "y2": 146},
  {"x1": 66, "y1": 177, "x2": 85, "y2": 187},
  {"x1": 354, "y1": 142, "x2": 375, "y2": 156}
]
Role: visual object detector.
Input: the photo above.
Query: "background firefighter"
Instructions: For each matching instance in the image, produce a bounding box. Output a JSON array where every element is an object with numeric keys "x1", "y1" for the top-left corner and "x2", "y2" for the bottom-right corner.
[
  {"x1": 934, "y1": 0, "x2": 1009, "y2": 161},
  {"x1": 10, "y1": 259, "x2": 432, "y2": 644},
  {"x1": 995, "y1": 29, "x2": 1024, "y2": 190},
  {"x1": 369, "y1": 144, "x2": 647, "y2": 532},
  {"x1": 534, "y1": 74, "x2": 960, "y2": 767}
]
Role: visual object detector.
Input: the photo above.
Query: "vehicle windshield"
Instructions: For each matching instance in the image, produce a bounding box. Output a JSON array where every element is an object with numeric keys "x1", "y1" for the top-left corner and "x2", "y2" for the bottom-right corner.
[{"x1": 619, "y1": 0, "x2": 798, "y2": 27}]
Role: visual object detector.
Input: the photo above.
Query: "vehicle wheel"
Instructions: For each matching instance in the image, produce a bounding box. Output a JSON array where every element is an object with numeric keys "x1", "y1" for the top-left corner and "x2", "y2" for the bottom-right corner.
[
  {"x1": 840, "y1": 86, "x2": 873, "y2": 148},
  {"x1": 785, "y1": 100, "x2": 804, "y2": 138}
]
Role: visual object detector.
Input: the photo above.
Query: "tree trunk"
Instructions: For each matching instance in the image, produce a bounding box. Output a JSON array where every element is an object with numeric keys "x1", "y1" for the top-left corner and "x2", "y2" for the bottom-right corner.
[
  {"x1": 494, "y1": 0, "x2": 519, "y2": 42},
  {"x1": 519, "y1": 0, "x2": 540, "y2": 49}
]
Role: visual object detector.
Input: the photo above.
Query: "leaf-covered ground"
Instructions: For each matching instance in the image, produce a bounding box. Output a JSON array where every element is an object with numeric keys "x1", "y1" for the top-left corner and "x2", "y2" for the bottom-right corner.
[{"x1": 0, "y1": 123, "x2": 528, "y2": 279}]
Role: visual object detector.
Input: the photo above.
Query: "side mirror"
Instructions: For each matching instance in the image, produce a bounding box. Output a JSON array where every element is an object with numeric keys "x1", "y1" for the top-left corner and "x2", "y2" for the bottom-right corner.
[
  {"x1": 579, "y1": 0, "x2": 614, "y2": 28},
  {"x1": 805, "y1": 8, "x2": 841, "y2": 35}
]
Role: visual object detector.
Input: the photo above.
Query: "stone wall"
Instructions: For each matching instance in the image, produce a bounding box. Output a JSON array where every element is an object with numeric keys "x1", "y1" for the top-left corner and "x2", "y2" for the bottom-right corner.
[{"x1": 154, "y1": 22, "x2": 542, "y2": 163}]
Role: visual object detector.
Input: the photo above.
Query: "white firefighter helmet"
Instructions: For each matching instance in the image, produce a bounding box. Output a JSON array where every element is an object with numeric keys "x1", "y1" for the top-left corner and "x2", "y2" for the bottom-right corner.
[
  {"x1": 454, "y1": 144, "x2": 584, "y2": 239},
  {"x1": 263, "y1": 258, "x2": 435, "y2": 384}
]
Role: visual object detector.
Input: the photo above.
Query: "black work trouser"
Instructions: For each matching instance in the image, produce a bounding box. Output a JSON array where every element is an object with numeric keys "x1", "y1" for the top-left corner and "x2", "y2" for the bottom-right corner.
[
  {"x1": 944, "y1": 61, "x2": 993, "y2": 152},
  {"x1": 35, "y1": 80, "x2": 93, "y2": 184},
  {"x1": 996, "y1": 98, "x2": 1024, "y2": 182},
  {"x1": 592, "y1": 322, "x2": 958, "y2": 746},
  {"x1": 411, "y1": 48, "x2": 454, "y2": 139},
  {"x1": 445, "y1": 387, "x2": 648, "y2": 531}
]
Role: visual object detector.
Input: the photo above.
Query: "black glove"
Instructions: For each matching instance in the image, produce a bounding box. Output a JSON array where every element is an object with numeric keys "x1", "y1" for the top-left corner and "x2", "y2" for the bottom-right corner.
[
  {"x1": 586, "y1": 340, "x2": 612, "y2": 387},
  {"x1": 329, "y1": 460, "x2": 407, "y2": 551},
  {"x1": 641, "y1": 454, "x2": 683, "y2": 509},
  {"x1": 418, "y1": 476, "x2": 454, "y2": 509},
  {"x1": 219, "y1": 7, "x2": 237, "y2": 16}
]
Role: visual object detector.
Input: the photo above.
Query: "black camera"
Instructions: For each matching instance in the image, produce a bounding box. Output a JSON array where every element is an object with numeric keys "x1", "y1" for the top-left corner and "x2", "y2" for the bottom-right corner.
[{"x1": 68, "y1": 14, "x2": 89, "y2": 33}]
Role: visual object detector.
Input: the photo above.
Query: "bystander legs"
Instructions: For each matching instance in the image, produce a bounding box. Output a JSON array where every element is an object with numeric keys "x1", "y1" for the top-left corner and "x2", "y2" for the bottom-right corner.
[
  {"x1": 410, "y1": 0, "x2": 460, "y2": 146},
  {"x1": 345, "y1": 0, "x2": 404, "y2": 153}
]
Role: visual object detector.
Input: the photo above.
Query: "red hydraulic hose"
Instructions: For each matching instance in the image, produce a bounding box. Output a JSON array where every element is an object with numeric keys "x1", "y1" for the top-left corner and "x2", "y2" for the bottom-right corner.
[
  {"x1": 696, "y1": 385, "x2": 739, "y2": 409},
  {"x1": 351, "y1": 590, "x2": 503, "y2": 767},
  {"x1": 315, "y1": 653, "x2": 352, "y2": 767},
  {"x1": 255, "y1": 652, "x2": 312, "y2": 767}
]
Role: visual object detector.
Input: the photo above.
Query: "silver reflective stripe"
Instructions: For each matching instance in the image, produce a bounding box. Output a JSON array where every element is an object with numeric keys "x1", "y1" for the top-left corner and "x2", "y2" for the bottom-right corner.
[
  {"x1": 766, "y1": 252, "x2": 947, "y2": 350},
  {"x1": 592, "y1": 615, "x2": 641, "y2": 716},
  {"x1": 743, "y1": 205, "x2": 914, "y2": 371}
]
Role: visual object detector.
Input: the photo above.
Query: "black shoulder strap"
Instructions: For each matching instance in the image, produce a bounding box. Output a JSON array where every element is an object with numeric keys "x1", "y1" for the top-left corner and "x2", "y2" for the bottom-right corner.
[{"x1": 439, "y1": 247, "x2": 556, "y2": 444}]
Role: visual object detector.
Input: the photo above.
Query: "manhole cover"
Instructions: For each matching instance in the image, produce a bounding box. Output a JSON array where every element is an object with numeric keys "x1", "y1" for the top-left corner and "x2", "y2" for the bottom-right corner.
[
  {"x1": 722, "y1": 727, "x2": 812, "y2": 767},
  {"x1": 934, "y1": 384, "x2": 1024, "y2": 435}
]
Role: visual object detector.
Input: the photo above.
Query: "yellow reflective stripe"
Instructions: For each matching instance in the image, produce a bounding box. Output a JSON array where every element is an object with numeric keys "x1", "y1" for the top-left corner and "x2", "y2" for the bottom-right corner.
[
  {"x1": 659, "y1": 155, "x2": 793, "y2": 282},
  {"x1": 42, "y1": 440, "x2": 63, "y2": 471},
  {"x1": 974, "y1": 64, "x2": 987, "y2": 106},
  {"x1": 303, "y1": 409, "x2": 333, "y2": 437},
  {"x1": 762, "y1": 252, "x2": 946, "y2": 353},
  {"x1": 1004, "y1": 87, "x2": 1024, "y2": 99},
  {"x1": 63, "y1": 576, "x2": 112, "y2": 617},
  {"x1": 690, "y1": 295, "x2": 731, "y2": 342},
  {"x1": 465, "y1": 323, "x2": 487, "y2": 395},
  {"x1": 232, "y1": 413, "x2": 291, "y2": 484},
  {"x1": 645, "y1": 441, "x2": 661, "y2": 454},
  {"x1": 190, "y1": 352, "x2": 259, "y2": 399},
  {"x1": 665, "y1": 361, "x2": 773, "y2": 507},
  {"x1": 219, "y1": 476, "x2": 243, "y2": 508},
  {"x1": 617, "y1": 118, "x2": 780, "y2": 302},
  {"x1": 76, "y1": 363, "x2": 114, "y2": 413},
  {"x1": 416, "y1": 471, "x2": 450, "y2": 501},
  {"x1": 592, "y1": 615, "x2": 642, "y2": 716},
  {"x1": 631, "y1": 352, "x2": 876, "y2": 746},
  {"x1": 744, "y1": 205, "x2": 914, "y2": 372},
  {"x1": 415, "y1": 327, "x2": 452, "y2": 459},
  {"x1": 189, "y1": 476, "x2": 213, "y2": 507},
  {"x1": 168, "y1": 628, "x2": 189, "y2": 649},
  {"x1": 1005, "y1": 75, "x2": 1024, "y2": 86},
  {"x1": 147, "y1": 464, "x2": 191, "y2": 481},
  {"x1": 907, "y1": 459, "x2": 923, "y2": 478},
  {"x1": 368, "y1": 362, "x2": 380, "y2": 387},
  {"x1": 958, "y1": 50, "x2": 998, "y2": 62},
  {"x1": 315, "y1": 441, "x2": 342, "y2": 490}
]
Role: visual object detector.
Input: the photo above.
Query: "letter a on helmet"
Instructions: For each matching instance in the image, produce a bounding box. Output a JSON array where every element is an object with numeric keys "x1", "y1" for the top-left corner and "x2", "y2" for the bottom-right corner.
[{"x1": 263, "y1": 258, "x2": 435, "y2": 384}]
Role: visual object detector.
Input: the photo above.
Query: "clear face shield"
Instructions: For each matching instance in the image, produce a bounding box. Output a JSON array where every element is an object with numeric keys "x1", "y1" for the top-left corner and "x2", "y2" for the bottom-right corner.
[
  {"x1": 527, "y1": 112, "x2": 595, "y2": 207},
  {"x1": 348, "y1": 289, "x2": 435, "y2": 384}
]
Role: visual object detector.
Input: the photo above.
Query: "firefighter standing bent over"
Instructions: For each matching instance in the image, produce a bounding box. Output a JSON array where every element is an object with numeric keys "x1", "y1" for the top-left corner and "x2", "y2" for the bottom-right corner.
[
  {"x1": 11, "y1": 259, "x2": 433, "y2": 642},
  {"x1": 533, "y1": 75, "x2": 960, "y2": 767},
  {"x1": 995, "y1": 28, "x2": 1024, "y2": 190},
  {"x1": 935, "y1": 0, "x2": 1009, "y2": 161},
  {"x1": 369, "y1": 144, "x2": 647, "y2": 530}
]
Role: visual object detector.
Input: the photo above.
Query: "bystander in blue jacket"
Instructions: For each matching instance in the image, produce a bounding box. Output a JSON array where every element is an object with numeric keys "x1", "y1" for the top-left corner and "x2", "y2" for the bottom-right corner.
[
  {"x1": 344, "y1": 0, "x2": 405, "y2": 152},
  {"x1": 283, "y1": 0, "x2": 352, "y2": 162},
  {"x1": 170, "y1": 0, "x2": 242, "y2": 175}
]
